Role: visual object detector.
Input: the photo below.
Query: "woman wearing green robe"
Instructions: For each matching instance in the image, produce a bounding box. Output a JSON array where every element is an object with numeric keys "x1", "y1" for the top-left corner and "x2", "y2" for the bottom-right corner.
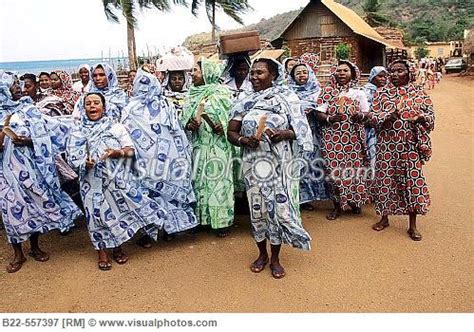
[{"x1": 181, "y1": 58, "x2": 235, "y2": 237}]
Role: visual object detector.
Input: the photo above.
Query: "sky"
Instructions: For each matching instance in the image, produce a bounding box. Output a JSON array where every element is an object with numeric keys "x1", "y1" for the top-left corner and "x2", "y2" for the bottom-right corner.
[{"x1": 0, "y1": 0, "x2": 309, "y2": 63}]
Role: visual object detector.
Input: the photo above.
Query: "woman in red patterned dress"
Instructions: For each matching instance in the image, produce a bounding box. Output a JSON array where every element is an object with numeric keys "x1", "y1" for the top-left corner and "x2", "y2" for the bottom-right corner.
[
  {"x1": 370, "y1": 60, "x2": 435, "y2": 241},
  {"x1": 316, "y1": 61, "x2": 371, "y2": 220}
]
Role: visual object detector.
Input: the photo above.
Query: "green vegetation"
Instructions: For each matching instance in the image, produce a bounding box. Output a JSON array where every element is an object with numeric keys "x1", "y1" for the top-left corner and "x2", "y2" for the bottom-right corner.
[{"x1": 336, "y1": 43, "x2": 351, "y2": 60}]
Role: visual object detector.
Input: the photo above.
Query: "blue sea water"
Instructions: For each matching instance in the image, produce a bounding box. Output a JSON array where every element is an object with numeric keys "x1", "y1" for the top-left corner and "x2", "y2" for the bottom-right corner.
[{"x1": 0, "y1": 57, "x2": 129, "y2": 76}]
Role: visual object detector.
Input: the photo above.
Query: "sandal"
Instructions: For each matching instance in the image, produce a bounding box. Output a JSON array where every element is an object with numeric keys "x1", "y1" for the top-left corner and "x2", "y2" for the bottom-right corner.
[
  {"x1": 270, "y1": 264, "x2": 286, "y2": 279},
  {"x1": 407, "y1": 229, "x2": 422, "y2": 241},
  {"x1": 250, "y1": 257, "x2": 269, "y2": 273},
  {"x1": 98, "y1": 259, "x2": 112, "y2": 271},
  {"x1": 28, "y1": 250, "x2": 50, "y2": 262},
  {"x1": 112, "y1": 251, "x2": 129, "y2": 265},
  {"x1": 6, "y1": 258, "x2": 27, "y2": 273},
  {"x1": 372, "y1": 221, "x2": 390, "y2": 231},
  {"x1": 326, "y1": 208, "x2": 341, "y2": 221}
]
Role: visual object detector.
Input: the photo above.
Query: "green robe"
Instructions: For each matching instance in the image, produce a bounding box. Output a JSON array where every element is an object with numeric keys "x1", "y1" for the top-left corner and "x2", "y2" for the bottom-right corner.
[{"x1": 181, "y1": 59, "x2": 235, "y2": 229}]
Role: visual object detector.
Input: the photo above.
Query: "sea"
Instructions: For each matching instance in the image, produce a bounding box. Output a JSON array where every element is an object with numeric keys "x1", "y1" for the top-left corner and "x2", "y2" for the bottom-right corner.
[{"x1": 0, "y1": 57, "x2": 129, "y2": 76}]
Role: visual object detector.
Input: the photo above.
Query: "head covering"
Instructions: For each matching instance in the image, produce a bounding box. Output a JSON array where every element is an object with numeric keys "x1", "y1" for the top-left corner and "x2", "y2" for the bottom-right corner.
[
  {"x1": 282, "y1": 57, "x2": 297, "y2": 72},
  {"x1": 288, "y1": 63, "x2": 321, "y2": 110},
  {"x1": 0, "y1": 70, "x2": 34, "y2": 118},
  {"x1": 77, "y1": 64, "x2": 91, "y2": 72},
  {"x1": 368, "y1": 66, "x2": 388, "y2": 83},
  {"x1": 221, "y1": 53, "x2": 251, "y2": 82},
  {"x1": 50, "y1": 69, "x2": 80, "y2": 114},
  {"x1": 329, "y1": 60, "x2": 361, "y2": 89},
  {"x1": 251, "y1": 57, "x2": 286, "y2": 87},
  {"x1": 163, "y1": 70, "x2": 192, "y2": 93},
  {"x1": 299, "y1": 52, "x2": 321, "y2": 74}
]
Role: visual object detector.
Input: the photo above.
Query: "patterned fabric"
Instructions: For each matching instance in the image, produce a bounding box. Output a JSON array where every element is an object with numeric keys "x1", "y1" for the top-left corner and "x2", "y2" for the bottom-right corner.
[
  {"x1": 67, "y1": 113, "x2": 166, "y2": 249},
  {"x1": 73, "y1": 63, "x2": 127, "y2": 121},
  {"x1": 316, "y1": 61, "x2": 370, "y2": 210},
  {"x1": 370, "y1": 78, "x2": 434, "y2": 215},
  {"x1": 288, "y1": 63, "x2": 329, "y2": 203},
  {"x1": 181, "y1": 58, "x2": 235, "y2": 230},
  {"x1": 299, "y1": 52, "x2": 321, "y2": 74},
  {"x1": 163, "y1": 71, "x2": 191, "y2": 120},
  {"x1": 121, "y1": 69, "x2": 198, "y2": 234},
  {"x1": 230, "y1": 58, "x2": 313, "y2": 250},
  {"x1": 50, "y1": 70, "x2": 80, "y2": 114},
  {"x1": 0, "y1": 71, "x2": 81, "y2": 244}
]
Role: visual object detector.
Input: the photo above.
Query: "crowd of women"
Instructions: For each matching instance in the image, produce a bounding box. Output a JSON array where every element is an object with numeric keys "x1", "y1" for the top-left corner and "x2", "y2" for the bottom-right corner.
[{"x1": 0, "y1": 52, "x2": 435, "y2": 278}]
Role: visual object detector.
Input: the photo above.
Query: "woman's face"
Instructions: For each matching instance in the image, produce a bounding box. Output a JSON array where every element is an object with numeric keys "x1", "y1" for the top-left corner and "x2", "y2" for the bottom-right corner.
[
  {"x1": 250, "y1": 62, "x2": 274, "y2": 92},
  {"x1": 84, "y1": 94, "x2": 105, "y2": 121},
  {"x1": 372, "y1": 71, "x2": 387, "y2": 88},
  {"x1": 79, "y1": 68, "x2": 90, "y2": 83},
  {"x1": 92, "y1": 67, "x2": 108, "y2": 89},
  {"x1": 39, "y1": 75, "x2": 51, "y2": 89},
  {"x1": 335, "y1": 64, "x2": 352, "y2": 85},
  {"x1": 293, "y1": 65, "x2": 309, "y2": 85},
  {"x1": 192, "y1": 64, "x2": 204, "y2": 86},
  {"x1": 169, "y1": 71, "x2": 185, "y2": 92},
  {"x1": 128, "y1": 70, "x2": 137, "y2": 85},
  {"x1": 285, "y1": 59, "x2": 297, "y2": 74},
  {"x1": 22, "y1": 78, "x2": 37, "y2": 98},
  {"x1": 9, "y1": 80, "x2": 23, "y2": 101},
  {"x1": 389, "y1": 63, "x2": 409, "y2": 87},
  {"x1": 50, "y1": 73, "x2": 62, "y2": 89}
]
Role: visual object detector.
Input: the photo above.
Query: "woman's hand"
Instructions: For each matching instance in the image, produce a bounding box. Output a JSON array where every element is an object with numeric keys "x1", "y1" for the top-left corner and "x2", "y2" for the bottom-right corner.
[
  {"x1": 212, "y1": 123, "x2": 224, "y2": 135},
  {"x1": 186, "y1": 119, "x2": 201, "y2": 132},
  {"x1": 268, "y1": 129, "x2": 295, "y2": 144},
  {"x1": 240, "y1": 136, "x2": 260, "y2": 149},
  {"x1": 100, "y1": 148, "x2": 123, "y2": 161},
  {"x1": 12, "y1": 135, "x2": 33, "y2": 147},
  {"x1": 327, "y1": 114, "x2": 343, "y2": 124},
  {"x1": 351, "y1": 112, "x2": 366, "y2": 123},
  {"x1": 85, "y1": 159, "x2": 95, "y2": 171}
]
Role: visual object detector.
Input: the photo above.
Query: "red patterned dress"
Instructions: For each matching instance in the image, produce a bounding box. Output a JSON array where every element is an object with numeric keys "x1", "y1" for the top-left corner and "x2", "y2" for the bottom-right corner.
[
  {"x1": 370, "y1": 83, "x2": 434, "y2": 215},
  {"x1": 316, "y1": 79, "x2": 370, "y2": 210}
]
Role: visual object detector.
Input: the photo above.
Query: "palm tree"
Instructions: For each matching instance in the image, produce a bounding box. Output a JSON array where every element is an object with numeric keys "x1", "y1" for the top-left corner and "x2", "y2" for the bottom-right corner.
[
  {"x1": 190, "y1": 0, "x2": 252, "y2": 43},
  {"x1": 102, "y1": 0, "x2": 187, "y2": 70},
  {"x1": 362, "y1": 0, "x2": 390, "y2": 27}
]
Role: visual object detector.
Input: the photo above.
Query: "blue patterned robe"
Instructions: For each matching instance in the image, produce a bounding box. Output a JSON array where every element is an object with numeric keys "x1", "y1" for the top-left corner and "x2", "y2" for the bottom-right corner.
[
  {"x1": 0, "y1": 73, "x2": 82, "y2": 244},
  {"x1": 121, "y1": 69, "x2": 198, "y2": 234},
  {"x1": 230, "y1": 62, "x2": 313, "y2": 250},
  {"x1": 288, "y1": 64, "x2": 330, "y2": 203},
  {"x1": 67, "y1": 115, "x2": 166, "y2": 249}
]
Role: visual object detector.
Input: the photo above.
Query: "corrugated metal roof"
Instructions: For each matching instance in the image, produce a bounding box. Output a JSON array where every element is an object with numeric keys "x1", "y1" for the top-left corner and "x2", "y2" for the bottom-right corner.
[{"x1": 278, "y1": 0, "x2": 403, "y2": 50}]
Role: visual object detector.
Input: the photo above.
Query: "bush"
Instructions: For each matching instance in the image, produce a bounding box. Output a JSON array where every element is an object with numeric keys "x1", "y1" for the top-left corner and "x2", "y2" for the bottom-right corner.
[
  {"x1": 336, "y1": 43, "x2": 351, "y2": 60},
  {"x1": 414, "y1": 47, "x2": 430, "y2": 60}
]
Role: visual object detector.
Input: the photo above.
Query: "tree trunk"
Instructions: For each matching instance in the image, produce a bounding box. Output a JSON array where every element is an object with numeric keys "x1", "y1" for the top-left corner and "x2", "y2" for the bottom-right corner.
[
  {"x1": 211, "y1": 4, "x2": 216, "y2": 43},
  {"x1": 127, "y1": 22, "x2": 137, "y2": 71}
]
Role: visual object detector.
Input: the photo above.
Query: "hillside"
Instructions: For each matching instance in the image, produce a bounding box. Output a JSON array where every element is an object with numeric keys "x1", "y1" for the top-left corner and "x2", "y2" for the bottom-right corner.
[{"x1": 183, "y1": 0, "x2": 474, "y2": 49}]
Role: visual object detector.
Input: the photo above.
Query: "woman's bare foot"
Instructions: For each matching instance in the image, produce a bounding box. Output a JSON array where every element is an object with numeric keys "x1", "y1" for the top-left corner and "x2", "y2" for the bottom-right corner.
[
  {"x1": 372, "y1": 219, "x2": 390, "y2": 231},
  {"x1": 250, "y1": 254, "x2": 269, "y2": 273},
  {"x1": 326, "y1": 208, "x2": 341, "y2": 221},
  {"x1": 270, "y1": 261, "x2": 286, "y2": 279},
  {"x1": 97, "y1": 250, "x2": 112, "y2": 271},
  {"x1": 28, "y1": 248, "x2": 50, "y2": 262},
  {"x1": 6, "y1": 255, "x2": 27, "y2": 273},
  {"x1": 112, "y1": 248, "x2": 129, "y2": 265}
]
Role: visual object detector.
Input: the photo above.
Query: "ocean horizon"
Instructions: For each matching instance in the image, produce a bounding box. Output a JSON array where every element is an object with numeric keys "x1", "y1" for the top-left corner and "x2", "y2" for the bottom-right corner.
[{"x1": 0, "y1": 57, "x2": 129, "y2": 76}]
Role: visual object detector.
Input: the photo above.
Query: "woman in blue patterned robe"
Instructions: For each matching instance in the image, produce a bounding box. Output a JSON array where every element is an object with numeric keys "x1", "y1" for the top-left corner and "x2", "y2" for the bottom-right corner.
[
  {"x1": 288, "y1": 63, "x2": 330, "y2": 210},
  {"x1": 67, "y1": 92, "x2": 166, "y2": 271},
  {"x1": 0, "y1": 71, "x2": 82, "y2": 273},
  {"x1": 121, "y1": 69, "x2": 198, "y2": 244},
  {"x1": 73, "y1": 63, "x2": 127, "y2": 121},
  {"x1": 227, "y1": 58, "x2": 313, "y2": 279}
]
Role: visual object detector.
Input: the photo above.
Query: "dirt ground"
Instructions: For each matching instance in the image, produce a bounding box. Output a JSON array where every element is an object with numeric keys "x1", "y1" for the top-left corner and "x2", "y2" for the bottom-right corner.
[{"x1": 0, "y1": 76, "x2": 472, "y2": 313}]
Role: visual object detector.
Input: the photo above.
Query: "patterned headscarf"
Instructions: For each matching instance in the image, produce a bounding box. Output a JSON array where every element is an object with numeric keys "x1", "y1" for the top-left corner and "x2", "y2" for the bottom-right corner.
[
  {"x1": 368, "y1": 66, "x2": 388, "y2": 83},
  {"x1": 329, "y1": 60, "x2": 361, "y2": 89},
  {"x1": 299, "y1": 52, "x2": 321, "y2": 74},
  {"x1": 388, "y1": 59, "x2": 417, "y2": 83},
  {"x1": 50, "y1": 69, "x2": 80, "y2": 114}
]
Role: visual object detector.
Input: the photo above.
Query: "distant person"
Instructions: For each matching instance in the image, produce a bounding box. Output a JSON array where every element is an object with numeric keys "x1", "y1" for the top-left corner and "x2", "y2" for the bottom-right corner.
[
  {"x1": 72, "y1": 64, "x2": 91, "y2": 93},
  {"x1": 73, "y1": 63, "x2": 128, "y2": 121},
  {"x1": 283, "y1": 57, "x2": 298, "y2": 77},
  {"x1": 0, "y1": 71, "x2": 82, "y2": 273},
  {"x1": 50, "y1": 70, "x2": 80, "y2": 114},
  {"x1": 427, "y1": 64, "x2": 436, "y2": 90},
  {"x1": 370, "y1": 60, "x2": 435, "y2": 241},
  {"x1": 126, "y1": 69, "x2": 137, "y2": 97},
  {"x1": 221, "y1": 54, "x2": 252, "y2": 99},
  {"x1": 67, "y1": 92, "x2": 164, "y2": 270},
  {"x1": 164, "y1": 70, "x2": 189, "y2": 119},
  {"x1": 38, "y1": 72, "x2": 51, "y2": 94},
  {"x1": 418, "y1": 62, "x2": 427, "y2": 89}
]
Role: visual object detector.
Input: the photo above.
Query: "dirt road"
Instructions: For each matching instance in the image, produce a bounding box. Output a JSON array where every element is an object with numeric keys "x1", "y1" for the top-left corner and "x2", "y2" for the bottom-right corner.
[{"x1": 0, "y1": 76, "x2": 472, "y2": 312}]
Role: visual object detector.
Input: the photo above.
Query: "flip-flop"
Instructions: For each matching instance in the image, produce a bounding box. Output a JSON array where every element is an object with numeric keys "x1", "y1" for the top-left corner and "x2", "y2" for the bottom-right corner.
[
  {"x1": 372, "y1": 221, "x2": 390, "y2": 231},
  {"x1": 28, "y1": 251, "x2": 50, "y2": 262},
  {"x1": 250, "y1": 258, "x2": 269, "y2": 273},
  {"x1": 112, "y1": 251, "x2": 129, "y2": 265},
  {"x1": 6, "y1": 258, "x2": 27, "y2": 273},
  {"x1": 270, "y1": 264, "x2": 286, "y2": 279},
  {"x1": 98, "y1": 260, "x2": 112, "y2": 271},
  {"x1": 407, "y1": 229, "x2": 422, "y2": 241}
]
